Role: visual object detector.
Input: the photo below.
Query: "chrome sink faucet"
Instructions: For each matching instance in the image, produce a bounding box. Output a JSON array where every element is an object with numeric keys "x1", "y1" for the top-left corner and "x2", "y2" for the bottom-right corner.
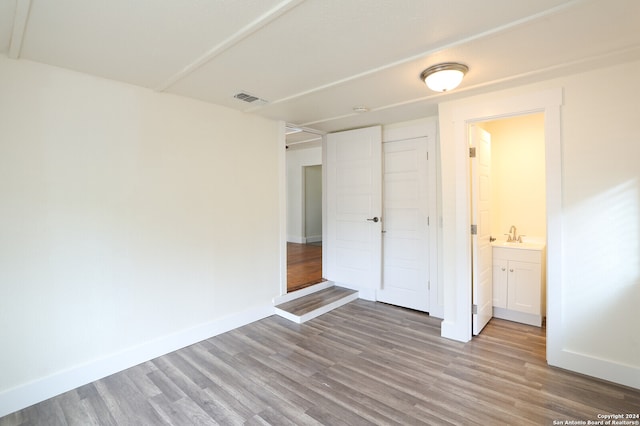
[{"x1": 507, "y1": 225, "x2": 517, "y2": 242}]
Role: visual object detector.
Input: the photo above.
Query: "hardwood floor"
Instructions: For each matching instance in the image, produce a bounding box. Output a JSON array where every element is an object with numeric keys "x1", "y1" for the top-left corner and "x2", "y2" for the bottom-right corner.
[
  {"x1": 2, "y1": 300, "x2": 639, "y2": 425},
  {"x1": 287, "y1": 242, "x2": 324, "y2": 293}
]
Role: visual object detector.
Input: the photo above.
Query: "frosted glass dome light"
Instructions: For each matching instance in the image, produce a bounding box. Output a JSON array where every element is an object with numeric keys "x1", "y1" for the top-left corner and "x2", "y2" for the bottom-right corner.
[{"x1": 420, "y1": 63, "x2": 469, "y2": 92}]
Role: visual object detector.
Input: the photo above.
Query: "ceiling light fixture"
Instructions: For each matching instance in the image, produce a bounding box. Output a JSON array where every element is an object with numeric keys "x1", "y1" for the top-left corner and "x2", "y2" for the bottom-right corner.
[{"x1": 420, "y1": 62, "x2": 469, "y2": 92}]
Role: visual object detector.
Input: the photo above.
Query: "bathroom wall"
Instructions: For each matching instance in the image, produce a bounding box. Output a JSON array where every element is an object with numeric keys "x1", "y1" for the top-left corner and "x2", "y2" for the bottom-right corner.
[{"x1": 481, "y1": 113, "x2": 546, "y2": 242}]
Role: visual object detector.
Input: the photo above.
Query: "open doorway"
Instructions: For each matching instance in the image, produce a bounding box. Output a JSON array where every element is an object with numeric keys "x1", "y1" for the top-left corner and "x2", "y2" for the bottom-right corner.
[
  {"x1": 438, "y1": 87, "x2": 562, "y2": 351},
  {"x1": 285, "y1": 127, "x2": 326, "y2": 293},
  {"x1": 470, "y1": 113, "x2": 547, "y2": 336}
]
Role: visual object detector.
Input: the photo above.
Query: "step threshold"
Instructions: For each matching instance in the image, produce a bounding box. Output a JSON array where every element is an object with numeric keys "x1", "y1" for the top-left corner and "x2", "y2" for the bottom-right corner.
[{"x1": 275, "y1": 286, "x2": 358, "y2": 324}]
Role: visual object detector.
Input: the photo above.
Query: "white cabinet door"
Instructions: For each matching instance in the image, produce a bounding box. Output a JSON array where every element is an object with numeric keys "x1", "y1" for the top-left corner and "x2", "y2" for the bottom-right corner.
[
  {"x1": 325, "y1": 126, "x2": 382, "y2": 290},
  {"x1": 492, "y1": 246, "x2": 544, "y2": 326},
  {"x1": 507, "y1": 260, "x2": 541, "y2": 315},
  {"x1": 492, "y1": 258, "x2": 508, "y2": 309},
  {"x1": 377, "y1": 137, "x2": 430, "y2": 312}
]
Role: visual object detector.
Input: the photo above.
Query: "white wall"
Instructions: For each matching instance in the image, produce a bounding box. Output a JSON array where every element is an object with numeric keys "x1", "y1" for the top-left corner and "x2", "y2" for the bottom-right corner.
[
  {"x1": 438, "y1": 60, "x2": 640, "y2": 389},
  {"x1": 481, "y1": 114, "x2": 546, "y2": 241},
  {"x1": 304, "y1": 165, "x2": 322, "y2": 242},
  {"x1": 0, "y1": 56, "x2": 282, "y2": 415},
  {"x1": 286, "y1": 146, "x2": 322, "y2": 243}
]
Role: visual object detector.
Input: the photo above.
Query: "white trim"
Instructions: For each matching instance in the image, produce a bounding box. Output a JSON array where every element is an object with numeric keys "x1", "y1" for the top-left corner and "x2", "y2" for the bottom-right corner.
[
  {"x1": 0, "y1": 304, "x2": 274, "y2": 418},
  {"x1": 541, "y1": 103, "x2": 563, "y2": 364},
  {"x1": 273, "y1": 307, "x2": 305, "y2": 324},
  {"x1": 321, "y1": 135, "x2": 328, "y2": 285},
  {"x1": 278, "y1": 121, "x2": 288, "y2": 296},
  {"x1": 440, "y1": 320, "x2": 469, "y2": 343},
  {"x1": 272, "y1": 280, "x2": 333, "y2": 305}
]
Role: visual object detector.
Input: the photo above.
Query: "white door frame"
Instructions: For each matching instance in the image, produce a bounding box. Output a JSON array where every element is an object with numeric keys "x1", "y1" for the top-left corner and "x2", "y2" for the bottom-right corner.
[{"x1": 438, "y1": 88, "x2": 563, "y2": 365}]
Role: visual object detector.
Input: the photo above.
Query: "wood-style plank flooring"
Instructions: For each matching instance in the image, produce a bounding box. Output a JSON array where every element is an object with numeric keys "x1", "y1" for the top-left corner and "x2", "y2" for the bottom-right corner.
[
  {"x1": 2, "y1": 300, "x2": 639, "y2": 425},
  {"x1": 287, "y1": 242, "x2": 324, "y2": 293}
]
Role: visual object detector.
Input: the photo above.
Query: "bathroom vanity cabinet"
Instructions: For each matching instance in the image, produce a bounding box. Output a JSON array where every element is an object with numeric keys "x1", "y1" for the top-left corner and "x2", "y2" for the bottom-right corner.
[{"x1": 492, "y1": 244, "x2": 545, "y2": 327}]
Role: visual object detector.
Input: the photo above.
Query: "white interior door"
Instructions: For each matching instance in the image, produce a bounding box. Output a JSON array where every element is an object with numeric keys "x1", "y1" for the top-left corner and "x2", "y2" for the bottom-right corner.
[
  {"x1": 471, "y1": 125, "x2": 493, "y2": 335},
  {"x1": 377, "y1": 137, "x2": 430, "y2": 312},
  {"x1": 325, "y1": 126, "x2": 382, "y2": 290}
]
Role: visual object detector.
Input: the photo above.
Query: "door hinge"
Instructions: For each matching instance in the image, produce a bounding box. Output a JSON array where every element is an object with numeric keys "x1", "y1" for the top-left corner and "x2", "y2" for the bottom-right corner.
[
  {"x1": 472, "y1": 304, "x2": 478, "y2": 315},
  {"x1": 469, "y1": 147, "x2": 476, "y2": 158},
  {"x1": 471, "y1": 224, "x2": 477, "y2": 235},
  {"x1": 427, "y1": 216, "x2": 430, "y2": 226},
  {"x1": 428, "y1": 280, "x2": 430, "y2": 290}
]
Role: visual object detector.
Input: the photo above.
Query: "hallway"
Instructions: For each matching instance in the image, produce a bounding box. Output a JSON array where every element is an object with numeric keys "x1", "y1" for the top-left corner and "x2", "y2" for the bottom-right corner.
[{"x1": 287, "y1": 242, "x2": 324, "y2": 292}]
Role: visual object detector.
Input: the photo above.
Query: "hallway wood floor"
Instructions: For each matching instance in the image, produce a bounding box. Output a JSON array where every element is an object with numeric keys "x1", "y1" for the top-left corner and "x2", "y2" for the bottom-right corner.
[
  {"x1": 3, "y1": 300, "x2": 639, "y2": 425},
  {"x1": 287, "y1": 242, "x2": 324, "y2": 293}
]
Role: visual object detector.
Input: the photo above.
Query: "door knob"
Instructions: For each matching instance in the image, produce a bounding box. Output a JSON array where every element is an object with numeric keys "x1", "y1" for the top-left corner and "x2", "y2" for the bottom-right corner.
[{"x1": 367, "y1": 217, "x2": 379, "y2": 223}]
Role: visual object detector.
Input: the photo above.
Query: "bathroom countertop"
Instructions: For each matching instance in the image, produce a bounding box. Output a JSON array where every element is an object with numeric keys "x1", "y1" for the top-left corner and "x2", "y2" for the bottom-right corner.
[{"x1": 491, "y1": 240, "x2": 546, "y2": 250}]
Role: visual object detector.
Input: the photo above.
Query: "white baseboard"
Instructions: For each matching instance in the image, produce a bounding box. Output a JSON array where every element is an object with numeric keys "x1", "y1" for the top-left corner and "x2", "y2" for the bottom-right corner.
[
  {"x1": 355, "y1": 287, "x2": 376, "y2": 301},
  {"x1": 549, "y1": 348, "x2": 640, "y2": 390},
  {"x1": 440, "y1": 319, "x2": 471, "y2": 343},
  {"x1": 0, "y1": 304, "x2": 274, "y2": 418},
  {"x1": 304, "y1": 235, "x2": 322, "y2": 243},
  {"x1": 287, "y1": 236, "x2": 305, "y2": 244},
  {"x1": 493, "y1": 307, "x2": 542, "y2": 327}
]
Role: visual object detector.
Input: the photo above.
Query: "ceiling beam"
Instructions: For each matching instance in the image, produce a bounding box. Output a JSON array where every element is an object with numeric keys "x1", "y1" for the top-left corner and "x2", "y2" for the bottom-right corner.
[
  {"x1": 297, "y1": 43, "x2": 640, "y2": 129},
  {"x1": 247, "y1": 0, "x2": 587, "y2": 113},
  {"x1": 8, "y1": 0, "x2": 31, "y2": 59},
  {"x1": 155, "y1": 0, "x2": 305, "y2": 92},
  {"x1": 285, "y1": 123, "x2": 326, "y2": 136}
]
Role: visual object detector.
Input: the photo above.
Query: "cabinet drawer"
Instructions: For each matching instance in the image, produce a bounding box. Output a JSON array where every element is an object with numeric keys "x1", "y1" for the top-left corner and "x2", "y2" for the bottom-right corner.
[{"x1": 493, "y1": 247, "x2": 541, "y2": 263}]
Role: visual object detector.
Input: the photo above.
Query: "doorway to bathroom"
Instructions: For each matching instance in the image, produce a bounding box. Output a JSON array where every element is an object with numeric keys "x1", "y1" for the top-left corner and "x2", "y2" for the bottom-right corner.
[{"x1": 470, "y1": 112, "x2": 547, "y2": 335}]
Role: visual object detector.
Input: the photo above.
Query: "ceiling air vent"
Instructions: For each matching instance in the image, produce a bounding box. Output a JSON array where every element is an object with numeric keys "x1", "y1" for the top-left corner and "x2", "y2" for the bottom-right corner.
[{"x1": 233, "y1": 91, "x2": 268, "y2": 106}]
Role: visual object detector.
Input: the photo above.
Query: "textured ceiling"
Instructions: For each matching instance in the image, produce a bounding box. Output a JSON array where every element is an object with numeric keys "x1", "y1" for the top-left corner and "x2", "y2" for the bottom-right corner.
[{"x1": 2, "y1": 0, "x2": 639, "y2": 146}]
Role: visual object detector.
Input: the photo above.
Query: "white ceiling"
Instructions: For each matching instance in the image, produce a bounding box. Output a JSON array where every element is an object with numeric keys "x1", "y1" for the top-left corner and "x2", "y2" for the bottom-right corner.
[{"x1": 2, "y1": 0, "x2": 640, "y2": 146}]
